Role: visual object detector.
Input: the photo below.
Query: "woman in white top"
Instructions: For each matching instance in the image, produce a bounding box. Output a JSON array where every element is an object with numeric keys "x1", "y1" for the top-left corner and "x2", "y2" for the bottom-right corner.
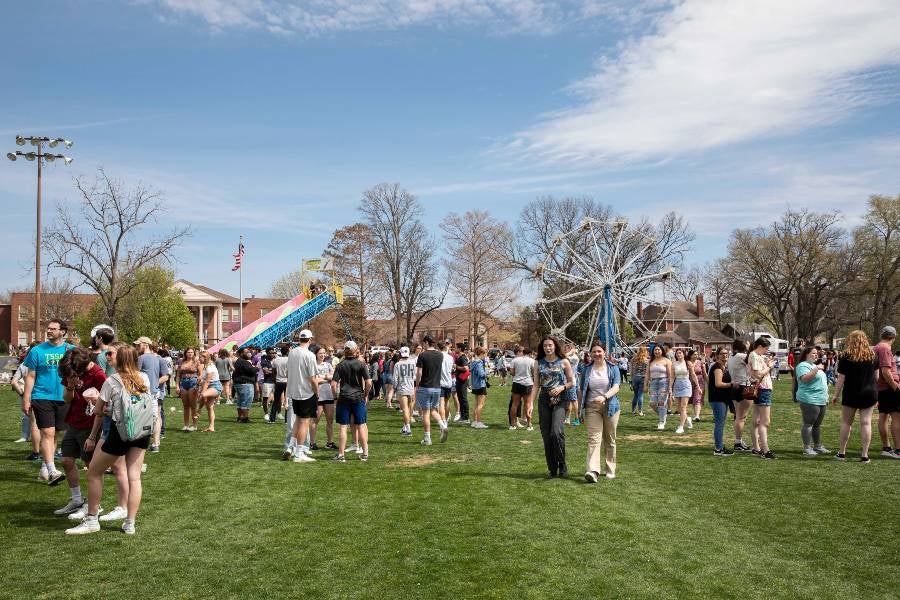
[
  {"x1": 509, "y1": 346, "x2": 536, "y2": 430},
  {"x1": 727, "y1": 339, "x2": 753, "y2": 452},
  {"x1": 745, "y1": 337, "x2": 776, "y2": 459},
  {"x1": 197, "y1": 351, "x2": 222, "y2": 432},
  {"x1": 580, "y1": 343, "x2": 622, "y2": 481},
  {"x1": 310, "y1": 346, "x2": 336, "y2": 451},
  {"x1": 672, "y1": 349, "x2": 697, "y2": 434}
]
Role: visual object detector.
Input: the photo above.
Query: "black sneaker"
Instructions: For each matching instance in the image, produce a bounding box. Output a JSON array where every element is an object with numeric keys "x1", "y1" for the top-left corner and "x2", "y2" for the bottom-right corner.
[
  {"x1": 860, "y1": 456, "x2": 870, "y2": 464},
  {"x1": 714, "y1": 448, "x2": 734, "y2": 457},
  {"x1": 332, "y1": 454, "x2": 346, "y2": 463},
  {"x1": 835, "y1": 453, "x2": 846, "y2": 461},
  {"x1": 763, "y1": 451, "x2": 777, "y2": 460},
  {"x1": 734, "y1": 442, "x2": 751, "y2": 452},
  {"x1": 25, "y1": 452, "x2": 40, "y2": 461},
  {"x1": 48, "y1": 471, "x2": 66, "y2": 486},
  {"x1": 325, "y1": 442, "x2": 338, "y2": 450},
  {"x1": 309, "y1": 443, "x2": 320, "y2": 451},
  {"x1": 751, "y1": 448, "x2": 761, "y2": 456}
]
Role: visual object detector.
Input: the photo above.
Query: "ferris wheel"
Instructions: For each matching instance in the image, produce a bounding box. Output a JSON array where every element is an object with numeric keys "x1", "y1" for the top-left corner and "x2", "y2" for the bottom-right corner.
[{"x1": 534, "y1": 217, "x2": 674, "y2": 354}]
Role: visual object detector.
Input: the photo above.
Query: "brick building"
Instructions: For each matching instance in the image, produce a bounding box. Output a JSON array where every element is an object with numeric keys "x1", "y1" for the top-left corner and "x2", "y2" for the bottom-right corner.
[{"x1": 638, "y1": 294, "x2": 732, "y2": 354}]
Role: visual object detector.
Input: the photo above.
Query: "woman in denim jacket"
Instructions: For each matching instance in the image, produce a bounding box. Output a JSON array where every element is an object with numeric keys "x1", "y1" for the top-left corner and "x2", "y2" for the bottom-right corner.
[{"x1": 579, "y1": 343, "x2": 622, "y2": 482}]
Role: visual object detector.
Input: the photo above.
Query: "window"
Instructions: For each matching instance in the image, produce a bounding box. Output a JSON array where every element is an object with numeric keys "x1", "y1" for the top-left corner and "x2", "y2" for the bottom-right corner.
[
  {"x1": 221, "y1": 308, "x2": 230, "y2": 323},
  {"x1": 260, "y1": 309, "x2": 268, "y2": 318},
  {"x1": 17, "y1": 331, "x2": 29, "y2": 345},
  {"x1": 17, "y1": 305, "x2": 32, "y2": 321}
]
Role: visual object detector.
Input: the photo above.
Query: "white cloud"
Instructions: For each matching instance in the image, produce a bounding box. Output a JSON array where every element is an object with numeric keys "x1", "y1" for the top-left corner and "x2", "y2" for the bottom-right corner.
[
  {"x1": 151, "y1": 0, "x2": 572, "y2": 34},
  {"x1": 509, "y1": 0, "x2": 900, "y2": 164}
]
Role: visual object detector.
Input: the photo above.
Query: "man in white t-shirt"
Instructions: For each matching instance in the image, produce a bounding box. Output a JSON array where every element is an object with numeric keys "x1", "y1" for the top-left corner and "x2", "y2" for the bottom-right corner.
[
  {"x1": 439, "y1": 341, "x2": 455, "y2": 423},
  {"x1": 393, "y1": 346, "x2": 417, "y2": 436},
  {"x1": 285, "y1": 330, "x2": 322, "y2": 463},
  {"x1": 509, "y1": 346, "x2": 536, "y2": 430}
]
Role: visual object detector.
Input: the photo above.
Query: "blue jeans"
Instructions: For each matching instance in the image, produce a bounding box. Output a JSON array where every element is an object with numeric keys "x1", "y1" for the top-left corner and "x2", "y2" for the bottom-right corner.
[
  {"x1": 631, "y1": 377, "x2": 644, "y2": 412},
  {"x1": 235, "y1": 383, "x2": 254, "y2": 409},
  {"x1": 711, "y1": 401, "x2": 728, "y2": 450}
]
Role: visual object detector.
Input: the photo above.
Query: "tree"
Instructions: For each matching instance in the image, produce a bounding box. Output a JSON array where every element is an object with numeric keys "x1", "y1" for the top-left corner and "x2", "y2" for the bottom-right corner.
[
  {"x1": 76, "y1": 266, "x2": 197, "y2": 347},
  {"x1": 358, "y1": 183, "x2": 446, "y2": 344},
  {"x1": 700, "y1": 259, "x2": 734, "y2": 329},
  {"x1": 43, "y1": 168, "x2": 190, "y2": 327},
  {"x1": 12, "y1": 278, "x2": 92, "y2": 339},
  {"x1": 324, "y1": 223, "x2": 376, "y2": 346},
  {"x1": 669, "y1": 265, "x2": 702, "y2": 302},
  {"x1": 852, "y1": 194, "x2": 900, "y2": 338},
  {"x1": 269, "y1": 270, "x2": 303, "y2": 299},
  {"x1": 440, "y1": 210, "x2": 516, "y2": 347}
]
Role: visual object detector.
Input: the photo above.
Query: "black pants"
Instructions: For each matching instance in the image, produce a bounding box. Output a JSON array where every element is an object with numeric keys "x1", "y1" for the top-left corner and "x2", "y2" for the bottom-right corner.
[
  {"x1": 269, "y1": 382, "x2": 287, "y2": 422},
  {"x1": 456, "y1": 379, "x2": 469, "y2": 420},
  {"x1": 538, "y1": 393, "x2": 567, "y2": 476}
]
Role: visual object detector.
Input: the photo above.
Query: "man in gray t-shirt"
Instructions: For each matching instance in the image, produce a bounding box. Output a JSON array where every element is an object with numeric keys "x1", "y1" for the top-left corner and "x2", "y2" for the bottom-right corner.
[{"x1": 285, "y1": 330, "x2": 321, "y2": 462}]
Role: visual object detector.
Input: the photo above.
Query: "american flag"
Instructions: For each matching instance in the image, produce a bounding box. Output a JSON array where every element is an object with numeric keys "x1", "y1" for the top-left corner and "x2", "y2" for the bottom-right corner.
[{"x1": 232, "y1": 242, "x2": 244, "y2": 271}]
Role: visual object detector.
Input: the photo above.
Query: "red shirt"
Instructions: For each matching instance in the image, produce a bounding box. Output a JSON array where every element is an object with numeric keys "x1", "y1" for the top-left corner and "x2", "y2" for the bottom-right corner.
[
  {"x1": 65, "y1": 364, "x2": 107, "y2": 429},
  {"x1": 874, "y1": 342, "x2": 899, "y2": 392}
]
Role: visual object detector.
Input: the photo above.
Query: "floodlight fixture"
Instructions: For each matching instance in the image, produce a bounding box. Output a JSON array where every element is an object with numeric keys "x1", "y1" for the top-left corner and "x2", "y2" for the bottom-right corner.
[
  {"x1": 16, "y1": 135, "x2": 25, "y2": 146},
  {"x1": 25, "y1": 152, "x2": 35, "y2": 161},
  {"x1": 7, "y1": 152, "x2": 16, "y2": 161}
]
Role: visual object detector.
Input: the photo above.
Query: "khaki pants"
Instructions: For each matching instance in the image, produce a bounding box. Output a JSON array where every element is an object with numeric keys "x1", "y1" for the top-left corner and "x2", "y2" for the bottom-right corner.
[{"x1": 585, "y1": 402, "x2": 619, "y2": 476}]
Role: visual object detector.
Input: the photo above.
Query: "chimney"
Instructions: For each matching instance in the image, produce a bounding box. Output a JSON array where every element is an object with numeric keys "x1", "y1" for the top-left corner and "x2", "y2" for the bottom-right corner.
[
  {"x1": 637, "y1": 301, "x2": 644, "y2": 320},
  {"x1": 696, "y1": 294, "x2": 704, "y2": 318}
]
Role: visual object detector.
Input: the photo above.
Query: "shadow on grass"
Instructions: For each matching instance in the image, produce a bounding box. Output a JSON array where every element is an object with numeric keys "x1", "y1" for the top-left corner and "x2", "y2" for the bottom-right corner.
[
  {"x1": 447, "y1": 471, "x2": 569, "y2": 482},
  {"x1": 1, "y1": 500, "x2": 66, "y2": 531}
]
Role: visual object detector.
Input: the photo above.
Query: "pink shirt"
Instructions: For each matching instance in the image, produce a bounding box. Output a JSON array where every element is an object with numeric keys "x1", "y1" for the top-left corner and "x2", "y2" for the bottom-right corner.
[{"x1": 874, "y1": 342, "x2": 899, "y2": 391}]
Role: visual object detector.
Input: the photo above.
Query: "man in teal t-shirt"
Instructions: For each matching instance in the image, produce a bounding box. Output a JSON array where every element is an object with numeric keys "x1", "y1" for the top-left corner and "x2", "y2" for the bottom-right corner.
[{"x1": 23, "y1": 319, "x2": 75, "y2": 485}]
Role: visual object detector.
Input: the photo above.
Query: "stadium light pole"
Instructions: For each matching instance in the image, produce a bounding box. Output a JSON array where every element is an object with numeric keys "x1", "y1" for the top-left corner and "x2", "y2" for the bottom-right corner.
[{"x1": 7, "y1": 135, "x2": 74, "y2": 342}]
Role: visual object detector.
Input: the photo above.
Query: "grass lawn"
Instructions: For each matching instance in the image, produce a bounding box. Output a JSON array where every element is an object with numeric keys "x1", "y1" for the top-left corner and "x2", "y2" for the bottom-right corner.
[{"x1": 1, "y1": 378, "x2": 898, "y2": 600}]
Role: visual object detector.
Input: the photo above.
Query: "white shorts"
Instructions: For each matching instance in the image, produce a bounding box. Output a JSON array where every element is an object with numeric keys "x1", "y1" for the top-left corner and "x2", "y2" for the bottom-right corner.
[{"x1": 262, "y1": 383, "x2": 275, "y2": 398}]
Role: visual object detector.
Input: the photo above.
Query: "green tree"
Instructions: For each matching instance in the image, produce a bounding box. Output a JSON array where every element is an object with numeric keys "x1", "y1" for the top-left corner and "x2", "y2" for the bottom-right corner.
[{"x1": 76, "y1": 266, "x2": 197, "y2": 347}]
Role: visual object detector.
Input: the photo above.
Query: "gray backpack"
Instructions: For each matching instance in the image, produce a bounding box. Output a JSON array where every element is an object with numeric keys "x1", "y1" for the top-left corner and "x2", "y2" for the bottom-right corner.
[{"x1": 113, "y1": 376, "x2": 156, "y2": 442}]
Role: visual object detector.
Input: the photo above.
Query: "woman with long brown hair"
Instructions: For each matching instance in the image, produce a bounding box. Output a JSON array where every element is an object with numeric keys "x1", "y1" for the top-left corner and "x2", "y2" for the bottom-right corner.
[
  {"x1": 531, "y1": 335, "x2": 575, "y2": 478},
  {"x1": 647, "y1": 344, "x2": 674, "y2": 430},
  {"x1": 66, "y1": 343, "x2": 153, "y2": 535},
  {"x1": 177, "y1": 347, "x2": 201, "y2": 431},
  {"x1": 630, "y1": 346, "x2": 648, "y2": 416},
  {"x1": 832, "y1": 330, "x2": 878, "y2": 462}
]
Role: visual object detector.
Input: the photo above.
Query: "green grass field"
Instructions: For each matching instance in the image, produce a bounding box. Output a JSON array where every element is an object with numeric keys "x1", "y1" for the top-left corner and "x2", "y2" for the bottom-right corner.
[{"x1": 1, "y1": 379, "x2": 898, "y2": 600}]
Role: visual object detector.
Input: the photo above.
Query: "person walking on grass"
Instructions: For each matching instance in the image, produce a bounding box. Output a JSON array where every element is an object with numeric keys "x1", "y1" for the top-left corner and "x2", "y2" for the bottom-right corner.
[
  {"x1": 260, "y1": 347, "x2": 276, "y2": 421},
  {"x1": 455, "y1": 347, "x2": 471, "y2": 424},
  {"x1": 581, "y1": 343, "x2": 621, "y2": 482},
  {"x1": 630, "y1": 346, "x2": 648, "y2": 416},
  {"x1": 330, "y1": 341, "x2": 372, "y2": 462},
  {"x1": 689, "y1": 349, "x2": 706, "y2": 422},
  {"x1": 647, "y1": 345, "x2": 674, "y2": 431},
  {"x1": 832, "y1": 330, "x2": 879, "y2": 462},
  {"x1": 215, "y1": 348, "x2": 234, "y2": 404},
  {"x1": 66, "y1": 344, "x2": 154, "y2": 535},
  {"x1": 509, "y1": 346, "x2": 535, "y2": 430},
  {"x1": 197, "y1": 351, "x2": 222, "y2": 432},
  {"x1": 232, "y1": 346, "x2": 258, "y2": 424},
  {"x1": 533, "y1": 336, "x2": 575, "y2": 478},
  {"x1": 795, "y1": 347, "x2": 830, "y2": 457},
  {"x1": 23, "y1": 319, "x2": 75, "y2": 486},
  {"x1": 287, "y1": 330, "x2": 322, "y2": 463},
  {"x1": 54, "y1": 347, "x2": 107, "y2": 517},
  {"x1": 727, "y1": 340, "x2": 753, "y2": 453},
  {"x1": 438, "y1": 341, "x2": 455, "y2": 423},
  {"x1": 873, "y1": 326, "x2": 900, "y2": 458},
  {"x1": 470, "y1": 347, "x2": 489, "y2": 429},
  {"x1": 269, "y1": 345, "x2": 289, "y2": 424},
  {"x1": 415, "y1": 335, "x2": 449, "y2": 446},
  {"x1": 564, "y1": 341, "x2": 581, "y2": 426},
  {"x1": 176, "y1": 347, "x2": 200, "y2": 431},
  {"x1": 393, "y1": 346, "x2": 417, "y2": 437},
  {"x1": 707, "y1": 348, "x2": 734, "y2": 456},
  {"x1": 672, "y1": 349, "x2": 695, "y2": 434},
  {"x1": 136, "y1": 338, "x2": 169, "y2": 452},
  {"x1": 746, "y1": 337, "x2": 776, "y2": 459}
]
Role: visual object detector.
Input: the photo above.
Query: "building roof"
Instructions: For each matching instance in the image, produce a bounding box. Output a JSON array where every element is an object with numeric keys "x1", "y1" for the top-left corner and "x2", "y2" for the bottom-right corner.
[
  {"x1": 654, "y1": 331, "x2": 687, "y2": 345},
  {"x1": 642, "y1": 301, "x2": 715, "y2": 323},
  {"x1": 674, "y1": 322, "x2": 733, "y2": 345},
  {"x1": 174, "y1": 280, "x2": 240, "y2": 304}
]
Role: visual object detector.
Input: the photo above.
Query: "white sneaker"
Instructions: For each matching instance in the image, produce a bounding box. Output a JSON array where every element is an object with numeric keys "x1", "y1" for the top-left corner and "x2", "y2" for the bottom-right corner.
[
  {"x1": 141, "y1": 463, "x2": 148, "y2": 473},
  {"x1": 65, "y1": 516, "x2": 100, "y2": 535},
  {"x1": 421, "y1": 437, "x2": 432, "y2": 446},
  {"x1": 685, "y1": 418, "x2": 693, "y2": 430},
  {"x1": 182, "y1": 426, "x2": 190, "y2": 432},
  {"x1": 354, "y1": 445, "x2": 364, "y2": 454},
  {"x1": 99, "y1": 506, "x2": 128, "y2": 521},
  {"x1": 345, "y1": 444, "x2": 358, "y2": 453},
  {"x1": 564, "y1": 417, "x2": 571, "y2": 425},
  {"x1": 69, "y1": 505, "x2": 104, "y2": 520},
  {"x1": 802, "y1": 447, "x2": 818, "y2": 457},
  {"x1": 440, "y1": 427, "x2": 449, "y2": 443},
  {"x1": 292, "y1": 452, "x2": 316, "y2": 463},
  {"x1": 675, "y1": 426, "x2": 684, "y2": 434},
  {"x1": 813, "y1": 446, "x2": 830, "y2": 455},
  {"x1": 509, "y1": 426, "x2": 517, "y2": 431},
  {"x1": 54, "y1": 498, "x2": 84, "y2": 515},
  {"x1": 453, "y1": 413, "x2": 462, "y2": 422},
  {"x1": 263, "y1": 414, "x2": 270, "y2": 422},
  {"x1": 657, "y1": 423, "x2": 665, "y2": 431},
  {"x1": 14, "y1": 437, "x2": 28, "y2": 443},
  {"x1": 121, "y1": 520, "x2": 136, "y2": 535},
  {"x1": 475, "y1": 422, "x2": 489, "y2": 429},
  {"x1": 526, "y1": 426, "x2": 534, "y2": 431},
  {"x1": 605, "y1": 472, "x2": 616, "y2": 479},
  {"x1": 38, "y1": 465, "x2": 49, "y2": 482}
]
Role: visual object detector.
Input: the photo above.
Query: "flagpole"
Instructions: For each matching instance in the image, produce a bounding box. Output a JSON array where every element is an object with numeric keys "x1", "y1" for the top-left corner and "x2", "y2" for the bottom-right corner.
[{"x1": 239, "y1": 234, "x2": 244, "y2": 331}]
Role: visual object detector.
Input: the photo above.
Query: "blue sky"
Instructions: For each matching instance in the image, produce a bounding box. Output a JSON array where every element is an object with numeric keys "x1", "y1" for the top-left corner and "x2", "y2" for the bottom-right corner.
[{"x1": 2, "y1": 0, "x2": 899, "y2": 301}]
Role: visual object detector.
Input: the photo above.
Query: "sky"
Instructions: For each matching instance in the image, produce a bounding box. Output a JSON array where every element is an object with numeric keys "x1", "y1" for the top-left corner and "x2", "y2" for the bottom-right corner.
[{"x1": 2, "y1": 0, "x2": 899, "y2": 302}]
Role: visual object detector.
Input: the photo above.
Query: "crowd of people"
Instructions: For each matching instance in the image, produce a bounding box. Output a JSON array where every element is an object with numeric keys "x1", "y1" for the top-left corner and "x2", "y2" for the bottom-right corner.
[{"x1": 8, "y1": 316, "x2": 900, "y2": 534}]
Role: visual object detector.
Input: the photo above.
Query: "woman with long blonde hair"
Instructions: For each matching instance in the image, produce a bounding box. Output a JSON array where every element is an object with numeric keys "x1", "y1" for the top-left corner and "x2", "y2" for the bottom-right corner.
[
  {"x1": 197, "y1": 351, "x2": 222, "y2": 432},
  {"x1": 832, "y1": 330, "x2": 878, "y2": 462},
  {"x1": 66, "y1": 343, "x2": 153, "y2": 535}
]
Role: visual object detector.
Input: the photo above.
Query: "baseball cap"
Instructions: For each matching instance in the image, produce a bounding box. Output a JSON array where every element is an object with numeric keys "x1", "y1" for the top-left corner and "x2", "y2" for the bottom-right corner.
[
  {"x1": 399, "y1": 346, "x2": 410, "y2": 357},
  {"x1": 298, "y1": 329, "x2": 313, "y2": 340},
  {"x1": 90, "y1": 324, "x2": 114, "y2": 338},
  {"x1": 344, "y1": 340, "x2": 358, "y2": 351},
  {"x1": 881, "y1": 325, "x2": 897, "y2": 338},
  {"x1": 422, "y1": 334, "x2": 435, "y2": 344},
  {"x1": 133, "y1": 336, "x2": 152, "y2": 345}
]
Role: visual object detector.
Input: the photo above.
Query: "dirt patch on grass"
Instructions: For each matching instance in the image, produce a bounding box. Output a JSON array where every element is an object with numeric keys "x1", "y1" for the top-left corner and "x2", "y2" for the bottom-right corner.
[
  {"x1": 519, "y1": 440, "x2": 532, "y2": 445},
  {"x1": 387, "y1": 454, "x2": 502, "y2": 468},
  {"x1": 622, "y1": 433, "x2": 705, "y2": 447}
]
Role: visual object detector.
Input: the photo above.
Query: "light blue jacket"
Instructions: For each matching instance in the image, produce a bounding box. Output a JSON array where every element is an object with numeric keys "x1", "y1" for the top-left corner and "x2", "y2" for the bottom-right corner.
[
  {"x1": 470, "y1": 358, "x2": 488, "y2": 390},
  {"x1": 578, "y1": 360, "x2": 621, "y2": 416}
]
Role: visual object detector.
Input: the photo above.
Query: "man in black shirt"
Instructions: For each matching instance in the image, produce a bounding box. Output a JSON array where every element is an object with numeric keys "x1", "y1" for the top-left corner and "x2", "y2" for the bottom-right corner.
[
  {"x1": 330, "y1": 341, "x2": 372, "y2": 461},
  {"x1": 415, "y1": 335, "x2": 448, "y2": 445}
]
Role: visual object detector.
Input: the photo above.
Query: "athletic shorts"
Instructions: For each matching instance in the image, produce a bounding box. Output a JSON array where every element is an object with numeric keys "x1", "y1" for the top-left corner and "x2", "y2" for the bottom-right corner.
[
  {"x1": 878, "y1": 388, "x2": 900, "y2": 414},
  {"x1": 335, "y1": 400, "x2": 367, "y2": 425},
  {"x1": 416, "y1": 387, "x2": 441, "y2": 410},
  {"x1": 100, "y1": 423, "x2": 149, "y2": 456},
  {"x1": 471, "y1": 388, "x2": 487, "y2": 396},
  {"x1": 317, "y1": 395, "x2": 335, "y2": 406},
  {"x1": 440, "y1": 387, "x2": 453, "y2": 399},
  {"x1": 292, "y1": 395, "x2": 318, "y2": 419},
  {"x1": 32, "y1": 400, "x2": 68, "y2": 430},
  {"x1": 754, "y1": 388, "x2": 773, "y2": 406},
  {"x1": 61, "y1": 427, "x2": 94, "y2": 462},
  {"x1": 511, "y1": 382, "x2": 533, "y2": 396},
  {"x1": 262, "y1": 382, "x2": 275, "y2": 398}
]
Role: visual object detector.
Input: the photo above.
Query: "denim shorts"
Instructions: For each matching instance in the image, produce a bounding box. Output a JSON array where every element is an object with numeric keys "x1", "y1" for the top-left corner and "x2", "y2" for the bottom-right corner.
[
  {"x1": 180, "y1": 376, "x2": 198, "y2": 391},
  {"x1": 754, "y1": 388, "x2": 773, "y2": 406},
  {"x1": 648, "y1": 378, "x2": 670, "y2": 404},
  {"x1": 416, "y1": 387, "x2": 441, "y2": 410},
  {"x1": 234, "y1": 383, "x2": 254, "y2": 409},
  {"x1": 209, "y1": 380, "x2": 223, "y2": 393},
  {"x1": 673, "y1": 377, "x2": 692, "y2": 398},
  {"x1": 335, "y1": 400, "x2": 367, "y2": 425}
]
